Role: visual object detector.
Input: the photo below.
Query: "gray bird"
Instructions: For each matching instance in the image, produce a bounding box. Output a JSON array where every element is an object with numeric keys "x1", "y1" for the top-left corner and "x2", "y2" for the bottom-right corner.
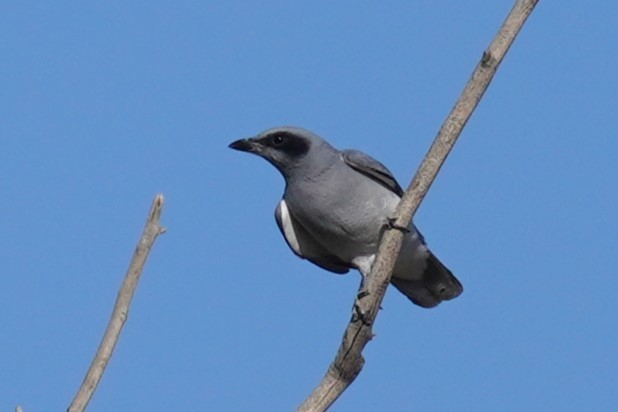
[{"x1": 229, "y1": 126, "x2": 462, "y2": 308}]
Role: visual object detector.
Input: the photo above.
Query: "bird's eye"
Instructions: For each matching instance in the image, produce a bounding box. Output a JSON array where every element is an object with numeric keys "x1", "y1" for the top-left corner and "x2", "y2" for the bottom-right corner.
[{"x1": 272, "y1": 134, "x2": 284, "y2": 145}]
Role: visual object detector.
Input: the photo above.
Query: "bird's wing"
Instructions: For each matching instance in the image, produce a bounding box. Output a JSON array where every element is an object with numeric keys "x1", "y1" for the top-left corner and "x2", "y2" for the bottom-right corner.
[
  {"x1": 275, "y1": 200, "x2": 350, "y2": 274},
  {"x1": 342, "y1": 150, "x2": 404, "y2": 196}
]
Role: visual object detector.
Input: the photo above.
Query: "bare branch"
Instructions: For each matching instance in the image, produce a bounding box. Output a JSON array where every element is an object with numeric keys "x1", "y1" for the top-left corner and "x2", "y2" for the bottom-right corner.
[
  {"x1": 68, "y1": 194, "x2": 166, "y2": 412},
  {"x1": 298, "y1": 1, "x2": 539, "y2": 411}
]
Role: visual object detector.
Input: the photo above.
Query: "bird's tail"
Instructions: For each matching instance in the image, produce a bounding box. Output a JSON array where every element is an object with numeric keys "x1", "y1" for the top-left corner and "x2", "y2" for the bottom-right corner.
[{"x1": 390, "y1": 252, "x2": 463, "y2": 308}]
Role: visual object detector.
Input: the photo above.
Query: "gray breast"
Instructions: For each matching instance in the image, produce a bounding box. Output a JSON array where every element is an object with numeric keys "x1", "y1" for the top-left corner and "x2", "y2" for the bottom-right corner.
[{"x1": 285, "y1": 163, "x2": 401, "y2": 262}]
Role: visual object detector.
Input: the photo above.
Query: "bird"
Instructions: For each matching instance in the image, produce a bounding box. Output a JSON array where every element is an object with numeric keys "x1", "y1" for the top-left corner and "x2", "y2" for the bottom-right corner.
[{"x1": 229, "y1": 126, "x2": 462, "y2": 308}]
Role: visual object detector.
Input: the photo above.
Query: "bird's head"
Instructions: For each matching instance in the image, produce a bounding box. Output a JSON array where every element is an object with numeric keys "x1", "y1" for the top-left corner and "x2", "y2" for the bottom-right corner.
[{"x1": 229, "y1": 126, "x2": 334, "y2": 178}]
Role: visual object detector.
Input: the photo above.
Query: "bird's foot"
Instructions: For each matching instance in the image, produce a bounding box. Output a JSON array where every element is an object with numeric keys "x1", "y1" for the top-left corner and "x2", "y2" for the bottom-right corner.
[
  {"x1": 386, "y1": 217, "x2": 410, "y2": 233},
  {"x1": 352, "y1": 297, "x2": 372, "y2": 326}
]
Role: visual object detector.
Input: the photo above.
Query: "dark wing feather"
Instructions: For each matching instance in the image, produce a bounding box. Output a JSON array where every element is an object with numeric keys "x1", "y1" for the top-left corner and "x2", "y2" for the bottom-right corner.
[{"x1": 342, "y1": 150, "x2": 404, "y2": 196}]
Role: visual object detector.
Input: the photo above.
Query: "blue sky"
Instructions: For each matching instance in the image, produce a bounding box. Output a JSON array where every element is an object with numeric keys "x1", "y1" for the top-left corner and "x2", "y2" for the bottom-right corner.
[{"x1": 2, "y1": 1, "x2": 617, "y2": 411}]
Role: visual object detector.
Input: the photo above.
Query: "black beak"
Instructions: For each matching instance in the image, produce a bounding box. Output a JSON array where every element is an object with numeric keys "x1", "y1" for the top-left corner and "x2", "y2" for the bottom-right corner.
[{"x1": 228, "y1": 138, "x2": 257, "y2": 152}]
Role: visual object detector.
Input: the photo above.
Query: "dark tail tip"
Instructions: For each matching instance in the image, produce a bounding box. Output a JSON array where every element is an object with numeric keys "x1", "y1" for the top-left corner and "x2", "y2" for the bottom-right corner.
[{"x1": 391, "y1": 253, "x2": 463, "y2": 308}]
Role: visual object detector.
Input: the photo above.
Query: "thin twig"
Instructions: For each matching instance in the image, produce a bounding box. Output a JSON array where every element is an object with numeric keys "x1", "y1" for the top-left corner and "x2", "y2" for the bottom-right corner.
[
  {"x1": 298, "y1": 1, "x2": 539, "y2": 411},
  {"x1": 68, "y1": 194, "x2": 166, "y2": 412}
]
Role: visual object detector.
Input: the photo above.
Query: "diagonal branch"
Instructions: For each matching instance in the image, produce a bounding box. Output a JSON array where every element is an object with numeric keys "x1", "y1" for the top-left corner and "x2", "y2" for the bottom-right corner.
[
  {"x1": 298, "y1": 1, "x2": 539, "y2": 411},
  {"x1": 67, "y1": 194, "x2": 166, "y2": 412}
]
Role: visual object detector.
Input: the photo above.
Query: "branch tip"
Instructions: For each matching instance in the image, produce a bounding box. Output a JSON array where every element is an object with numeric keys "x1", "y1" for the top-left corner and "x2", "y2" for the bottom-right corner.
[
  {"x1": 68, "y1": 194, "x2": 166, "y2": 412},
  {"x1": 147, "y1": 194, "x2": 165, "y2": 223}
]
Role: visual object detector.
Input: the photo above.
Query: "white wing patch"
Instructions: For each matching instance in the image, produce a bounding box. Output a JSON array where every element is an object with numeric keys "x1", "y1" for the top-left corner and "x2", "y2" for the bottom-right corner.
[{"x1": 277, "y1": 200, "x2": 302, "y2": 255}]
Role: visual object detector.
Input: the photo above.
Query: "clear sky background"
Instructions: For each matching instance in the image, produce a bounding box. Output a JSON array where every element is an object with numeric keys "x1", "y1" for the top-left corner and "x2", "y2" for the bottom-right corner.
[{"x1": 2, "y1": 1, "x2": 617, "y2": 411}]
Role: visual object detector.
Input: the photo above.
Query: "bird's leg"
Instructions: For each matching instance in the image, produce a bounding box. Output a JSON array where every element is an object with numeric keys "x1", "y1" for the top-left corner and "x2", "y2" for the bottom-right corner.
[
  {"x1": 352, "y1": 278, "x2": 372, "y2": 325},
  {"x1": 352, "y1": 255, "x2": 374, "y2": 301},
  {"x1": 386, "y1": 217, "x2": 410, "y2": 234},
  {"x1": 357, "y1": 272, "x2": 369, "y2": 299},
  {"x1": 351, "y1": 256, "x2": 374, "y2": 325}
]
